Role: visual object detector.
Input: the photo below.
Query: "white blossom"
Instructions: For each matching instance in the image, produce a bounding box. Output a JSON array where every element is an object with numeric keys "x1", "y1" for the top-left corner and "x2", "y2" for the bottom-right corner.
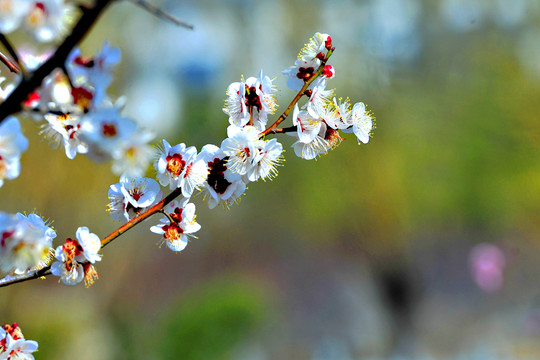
[
  {"x1": 79, "y1": 105, "x2": 137, "y2": 162},
  {"x1": 220, "y1": 125, "x2": 261, "y2": 176},
  {"x1": 223, "y1": 70, "x2": 277, "y2": 131},
  {"x1": 50, "y1": 226, "x2": 102, "y2": 286},
  {"x1": 150, "y1": 198, "x2": 201, "y2": 252},
  {"x1": 199, "y1": 144, "x2": 246, "y2": 209},
  {"x1": 41, "y1": 112, "x2": 88, "y2": 159},
  {"x1": 107, "y1": 175, "x2": 162, "y2": 221},
  {"x1": 342, "y1": 102, "x2": 374, "y2": 144},
  {"x1": 111, "y1": 130, "x2": 155, "y2": 177},
  {"x1": 23, "y1": 0, "x2": 76, "y2": 42},
  {"x1": 0, "y1": 212, "x2": 54, "y2": 274},
  {"x1": 298, "y1": 32, "x2": 332, "y2": 62}
]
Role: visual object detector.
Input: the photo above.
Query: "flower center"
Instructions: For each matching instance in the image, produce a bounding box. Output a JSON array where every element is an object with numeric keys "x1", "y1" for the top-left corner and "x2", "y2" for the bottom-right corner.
[
  {"x1": 171, "y1": 207, "x2": 183, "y2": 223},
  {"x1": 72, "y1": 87, "x2": 93, "y2": 111},
  {"x1": 244, "y1": 85, "x2": 262, "y2": 111},
  {"x1": 207, "y1": 157, "x2": 231, "y2": 194},
  {"x1": 163, "y1": 223, "x2": 183, "y2": 241},
  {"x1": 296, "y1": 67, "x2": 315, "y2": 82},
  {"x1": 101, "y1": 123, "x2": 117, "y2": 137},
  {"x1": 166, "y1": 154, "x2": 185, "y2": 176}
]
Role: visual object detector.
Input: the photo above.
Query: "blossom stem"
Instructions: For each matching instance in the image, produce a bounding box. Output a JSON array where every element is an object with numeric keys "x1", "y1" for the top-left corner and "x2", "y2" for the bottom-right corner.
[
  {"x1": 271, "y1": 125, "x2": 297, "y2": 134},
  {"x1": 0, "y1": 34, "x2": 25, "y2": 75},
  {"x1": 159, "y1": 210, "x2": 176, "y2": 225},
  {"x1": 259, "y1": 48, "x2": 334, "y2": 138},
  {"x1": 0, "y1": 0, "x2": 113, "y2": 123},
  {"x1": 0, "y1": 51, "x2": 20, "y2": 74}
]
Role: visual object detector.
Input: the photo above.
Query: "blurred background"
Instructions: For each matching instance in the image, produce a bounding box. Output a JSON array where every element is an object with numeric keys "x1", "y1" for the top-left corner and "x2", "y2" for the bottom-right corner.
[{"x1": 1, "y1": 0, "x2": 540, "y2": 358}]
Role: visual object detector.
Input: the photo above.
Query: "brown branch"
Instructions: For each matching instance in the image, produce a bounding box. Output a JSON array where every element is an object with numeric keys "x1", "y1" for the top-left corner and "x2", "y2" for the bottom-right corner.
[
  {"x1": 0, "y1": 51, "x2": 20, "y2": 74},
  {"x1": 0, "y1": 187, "x2": 184, "y2": 288},
  {"x1": 0, "y1": 0, "x2": 113, "y2": 123},
  {"x1": 101, "y1": 187, "x2": 182, "y2": 248},
  {"x1": 259, "y1": 48, "x2": 335, "y2": 138},
  {"x1": 127, "y1": 0, "x2": 194, "y2": 29}
]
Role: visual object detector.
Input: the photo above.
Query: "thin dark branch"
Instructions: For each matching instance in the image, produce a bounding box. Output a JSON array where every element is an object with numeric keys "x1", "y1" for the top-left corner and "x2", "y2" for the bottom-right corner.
[
  {"x1": 0, "y1": 0, "x2": 113, "y2": 123},
  {"x1": 0, "y1": 34, "x2": 25, "y2": 75},
  {"x1": 127, "y1": 0, "x2": 194, "y2": 29},
  {"x1": 0, "y1": 51, "x2": 20, "y2": 73},
  {"x1": 272, "y1": 125, "x2": 297, "y2": 134}
]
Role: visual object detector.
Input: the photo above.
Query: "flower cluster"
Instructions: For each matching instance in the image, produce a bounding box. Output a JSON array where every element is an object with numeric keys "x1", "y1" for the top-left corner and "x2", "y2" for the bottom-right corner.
[
  {"x1": 0, "y1": 323, "x2": 38, "y2": 360},
  {"x1": 27, "y1": 43, "x2": 154, "y2": 176},
  {"x1": 0, "y1": 0, "x2": 75, "y2": 42},
  {"x1": 282, "y1": 33, "x2": 374, "y2": 160},
  {"x1": 0, "y1": 212, "x2": 55, "y2": 275}
]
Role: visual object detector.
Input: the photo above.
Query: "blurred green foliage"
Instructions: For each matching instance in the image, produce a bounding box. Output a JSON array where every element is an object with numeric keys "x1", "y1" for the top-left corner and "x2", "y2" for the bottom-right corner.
[{"x1": 157, "y1": 278, "x2": 267, "y2": 359}]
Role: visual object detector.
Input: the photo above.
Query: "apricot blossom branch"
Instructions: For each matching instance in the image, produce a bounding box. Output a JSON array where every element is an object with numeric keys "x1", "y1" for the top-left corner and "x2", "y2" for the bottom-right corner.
[{"x1": 0, "y1": 187, "x2": 184, "y2": 288}]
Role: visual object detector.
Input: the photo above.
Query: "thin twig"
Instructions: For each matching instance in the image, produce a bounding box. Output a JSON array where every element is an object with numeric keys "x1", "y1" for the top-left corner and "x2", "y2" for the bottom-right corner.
[
  {"x1": 259, "y1": 48, "x2": 334, "y2": 138},
  {"x1": 0, "y1": 34, "x2": 25, "y2": 75},
  {"x1": 0, "y1": 51, "x2": 20, "y2": 73},
  {"x1": 271, "y1": 125, "x2": 296, "y2": 134},
  {"x1": 0, "y1": 0, "x2": 113, "y2": 123},
  {"x1": 127, "y1": 0, "x2": 194, "y2": 29}
]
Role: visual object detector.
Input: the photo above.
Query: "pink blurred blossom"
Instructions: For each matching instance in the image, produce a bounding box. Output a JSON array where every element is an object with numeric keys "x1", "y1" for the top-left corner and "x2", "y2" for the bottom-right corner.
[{"x1": 469, "y1": 243, "x2": 506, "y2": 293}]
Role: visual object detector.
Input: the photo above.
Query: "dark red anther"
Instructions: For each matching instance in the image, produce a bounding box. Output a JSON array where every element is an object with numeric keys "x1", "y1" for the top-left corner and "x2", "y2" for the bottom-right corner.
[
  {"x1": 244, "y1": 85, "x2": 262, "y2": 111},
  {"x1": 296, "y1": 67, "x2": 315, "y2": 82},
  {"x1": 102, "y1": 123, "x2": 117, "y2": 137},
  {"x1": 74, "y1": 56, "x2": 95, "y2": 68},
  {"x1": 207, "y1": 157, "x2": 231, "y2": 194}
]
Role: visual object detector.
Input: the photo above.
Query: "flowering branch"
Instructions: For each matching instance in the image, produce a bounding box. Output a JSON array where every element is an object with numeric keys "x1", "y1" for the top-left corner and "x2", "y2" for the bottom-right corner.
[
  {"x1": 0, "y1": 0, "x2": 112, "y2": 123},
  {"x1": 260, "y1": 47, "x2": 334, "y2": 137},
  {"x1": 0, "y1": 186, "x2": 184, "y2": 288},
  {"x1": 100, "y1": 187, "x2": 183, "y2": 249},
  {"x1": 1, "y1": 31, "x2": 373, "y2": 292}
]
